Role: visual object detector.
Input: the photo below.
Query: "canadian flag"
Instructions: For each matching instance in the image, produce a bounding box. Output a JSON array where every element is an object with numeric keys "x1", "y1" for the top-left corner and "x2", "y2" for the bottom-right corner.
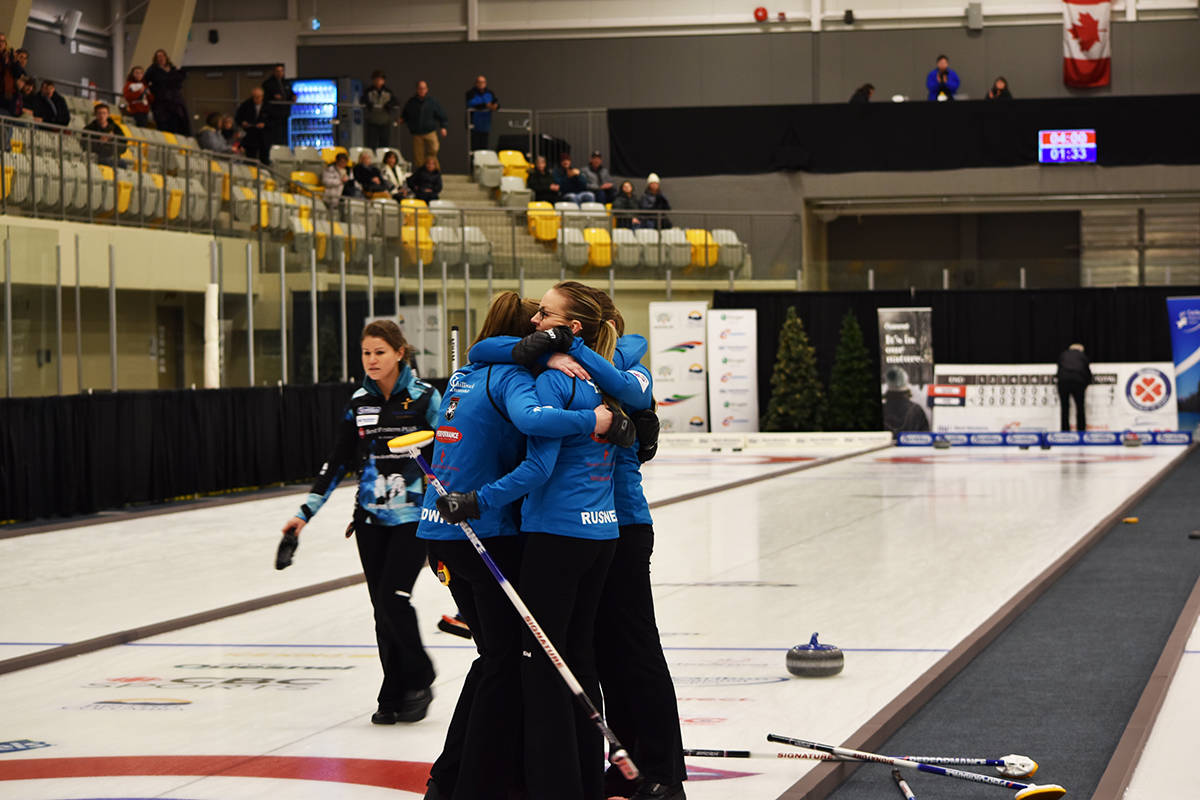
[{"x1": 1063, "y1": 0, "x2": 1111, "y2": 88}]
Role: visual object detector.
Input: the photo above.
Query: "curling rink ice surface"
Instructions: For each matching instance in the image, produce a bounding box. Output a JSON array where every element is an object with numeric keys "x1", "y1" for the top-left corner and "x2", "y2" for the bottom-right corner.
[{"x1": 0, "y1": 440, "x2": 1188, "y2": 799}]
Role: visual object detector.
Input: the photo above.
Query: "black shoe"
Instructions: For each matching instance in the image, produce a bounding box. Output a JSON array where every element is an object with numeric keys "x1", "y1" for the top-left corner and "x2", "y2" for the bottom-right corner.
[
  {"x1": 371, "y1": 707, "x2": 401, "y2": 725},
  {"x1": 395, "y1": 686, "x2": 433, "y2": 722},
  {"x1": 630, "y1": 783, "x2": 685, "y2": 800},
  {"x1": 422, "y1": 779, "x2": 443, "y2": 799}
]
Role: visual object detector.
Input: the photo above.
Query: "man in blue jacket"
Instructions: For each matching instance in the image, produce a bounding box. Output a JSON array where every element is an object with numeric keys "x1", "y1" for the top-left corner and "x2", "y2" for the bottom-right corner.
[
  {"x1": 465, "y1": 74, "x2": 499, "y2": 153},
  {"x1": 926, "y1": 54, "x2": 960, "y2": 101}
]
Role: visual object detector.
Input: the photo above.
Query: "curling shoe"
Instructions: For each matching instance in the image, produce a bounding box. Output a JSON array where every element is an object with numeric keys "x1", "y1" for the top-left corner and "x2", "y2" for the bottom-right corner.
[
  {"x1": 629, "y1": 782, "x2": 685, "y2": 800},
  {"x1": 371, "y1": 687, "x2": 433, "y2": 724},
  {"x1": 396, "y1": 686, "x2": 433, "y2": 722}
]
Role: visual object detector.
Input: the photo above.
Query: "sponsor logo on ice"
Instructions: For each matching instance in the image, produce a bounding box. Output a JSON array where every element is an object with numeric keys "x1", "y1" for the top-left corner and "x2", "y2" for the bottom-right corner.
[
  {"x1": 85, "y1": 676, "x2": 330, "y2": 691},
  {"x1": 0, "y1": 739, "x2": 52, "y2": 753},
  {"x1": 67, "y1": 698, "x2": 193, "y2": 711}
]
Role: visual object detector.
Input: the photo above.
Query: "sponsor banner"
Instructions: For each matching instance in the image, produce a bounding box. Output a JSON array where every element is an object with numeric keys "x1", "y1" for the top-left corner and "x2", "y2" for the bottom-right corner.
[
  {"x1": 650, "y1": 302, "x2": 709, "y2": 433},
  {"x1": 706, "y1": 309, "x2": 759, "y2": 433},
  {"x1": 931, "y1": 363, "x2": 1178, "y2": 432},
  {"x1": 878, "y1": 308, "x2": 934, "y2": 434},
  {"x1": 371, "y1": 306, "x2": 444, "y2": 378},
  {"x1": 1167, "y1": 296, "x2": 1200, "y2": 433}
]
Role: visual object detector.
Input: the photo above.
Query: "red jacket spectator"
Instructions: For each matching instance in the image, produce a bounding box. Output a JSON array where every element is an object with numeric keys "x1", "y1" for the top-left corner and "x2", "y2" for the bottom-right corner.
[{"x1": 122, "y1": 66, "x2": 151, "y2": 127}]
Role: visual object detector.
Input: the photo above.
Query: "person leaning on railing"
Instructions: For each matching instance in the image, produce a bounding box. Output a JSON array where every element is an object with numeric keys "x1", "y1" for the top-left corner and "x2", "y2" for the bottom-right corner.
[{"x1": 82, "y1": 103, "x2": 127, "y2": 168}]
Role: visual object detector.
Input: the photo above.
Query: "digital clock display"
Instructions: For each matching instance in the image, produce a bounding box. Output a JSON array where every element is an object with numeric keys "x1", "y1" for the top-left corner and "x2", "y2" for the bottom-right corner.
[{"x1": 1038, "y1": 129, "x2": 1097, "y2": 164}]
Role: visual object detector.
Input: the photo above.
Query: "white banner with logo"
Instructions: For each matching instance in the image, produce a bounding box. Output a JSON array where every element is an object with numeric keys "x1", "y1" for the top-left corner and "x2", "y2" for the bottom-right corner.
[
  {"x1": 649, "y1": 301, "x2": 709, "y2": 433},
  {"x1": 706, "y1": 309, "x2": 759, "y2": 433},
  {"x1": 930, "y1": 362, "x2": 1178, "y2": 432}
]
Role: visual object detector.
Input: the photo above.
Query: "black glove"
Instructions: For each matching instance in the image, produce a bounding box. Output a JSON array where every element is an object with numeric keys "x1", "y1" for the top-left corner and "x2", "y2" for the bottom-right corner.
[
  {"x1": 602, "y1": 402, "x2": 638, "y2": 449},
  {"x1": 436, "y1": 491, "x2": 481, "y2": 524},
  {"x1": 275, "y1": 532, "x2": 299, "y2": 570},
  {"x1": 631, "y1": 408, "x2": 660, "y2": 463},
  {"x1": 510, "y1": 326, "x2": 573, "y2": 366}
]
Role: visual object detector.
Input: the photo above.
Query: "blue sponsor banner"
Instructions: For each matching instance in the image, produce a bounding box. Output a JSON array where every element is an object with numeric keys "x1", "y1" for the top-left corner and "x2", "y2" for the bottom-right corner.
[
  {"x1": 1167, "y1": 297, "x2": 1200, "y2": 433},
  {"x1": 895, "y1": 430, "x2": 1190, "y2": 447}
]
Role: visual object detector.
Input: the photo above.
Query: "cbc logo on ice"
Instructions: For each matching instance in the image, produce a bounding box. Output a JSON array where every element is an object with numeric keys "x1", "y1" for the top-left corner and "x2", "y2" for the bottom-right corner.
[{"x1": 1125, "y1": 368, "x2": 1171, "y2": 412}]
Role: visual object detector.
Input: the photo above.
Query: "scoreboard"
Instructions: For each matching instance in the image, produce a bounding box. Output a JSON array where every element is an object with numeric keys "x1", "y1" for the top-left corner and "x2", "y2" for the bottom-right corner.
[{"x1": 1038, "y1": 129, "x2": 1097, "y2": 164}]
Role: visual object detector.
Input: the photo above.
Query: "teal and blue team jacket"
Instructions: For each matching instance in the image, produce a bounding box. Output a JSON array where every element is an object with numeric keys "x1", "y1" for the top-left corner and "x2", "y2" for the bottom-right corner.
[
  {"x1": 416, "y1": 360, "x2": 597, "y2": 541},
  {"x1": 296, "y1": 366, "x2": 441, "y2": 528},
  {"x1": 468, "y1": 334, "x2": 655, "y2": 534}
]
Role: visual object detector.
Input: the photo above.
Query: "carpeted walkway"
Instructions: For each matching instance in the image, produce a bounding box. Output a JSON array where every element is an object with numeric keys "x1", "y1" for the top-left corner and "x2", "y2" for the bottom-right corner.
[{"x1": 823, "y1": 446, "x2": 1200, "y2": 800}]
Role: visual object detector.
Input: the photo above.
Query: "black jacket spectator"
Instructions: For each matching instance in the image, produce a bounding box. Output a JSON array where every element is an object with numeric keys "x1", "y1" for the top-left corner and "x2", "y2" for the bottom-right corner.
[
  {"x1": 30, "y1": 88, "x2": 70, "y2": 126},
  {"x1": 407, "y1": 165, "x2": 443, "y2": 202},
  {"x1": 527, "y1": 165, "x2": 558, "y2": 203},
  {"x1": 83, "y1": 117, "x2": 125, "y2": 167},
  {"x1": 235, "y1": 93, "x2": 272, "y2": 164},
  {"x1": 362, "y1": 76, "x2": 399, "y2": 149},
  {"x1": 552, "y1": 163, "x2": 589, "y2": 197},
  {"x1": 146, "y1": 52, "x2": 189, "y2": 135},
  {"x1": 987, "y1": 78, "x2": 1013, "y2": 100},
  {"x1": 612, "y1": 186, "x2": 638, "y2": 228},
  {"x1": 261, "y1": 66, "x2": 294, "y2": 147},
  {"x1": 849, "y1": 83, "x2": 874, "y2": 103},
  {"x1": 400, "y1": 93, "x2": 448, "y2": 135},
  {"x1": 637, "y1": 182, "x2": 671, "y2": 229},
  {"x1": 354, "y1": 162, "x2": 387, "y2": 195}
]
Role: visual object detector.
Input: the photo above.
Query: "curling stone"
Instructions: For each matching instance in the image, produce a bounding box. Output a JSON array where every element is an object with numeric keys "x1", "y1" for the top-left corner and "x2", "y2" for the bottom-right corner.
[
  {"x1": 1188, "y1": 530, "x2": 1200, "y2": 540},
  {"x1": 933, "y1": 439, "x2": 952, "y2": 450},
  {"x1": 787, "y1": 633, "x2": 844, "y2": 678}
]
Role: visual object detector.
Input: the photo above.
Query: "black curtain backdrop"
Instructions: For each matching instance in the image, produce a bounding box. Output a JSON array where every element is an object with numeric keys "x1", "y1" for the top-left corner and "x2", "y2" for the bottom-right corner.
[
  {"x1": 0, "y1": 383, "x2": 419, "y2": 525},
  {"x1": 712, "y1": 287, "x2": 1200, "y2": 420},
  {"x1": 609, "y1": 95, "x2": 1200, "y2": 177}
]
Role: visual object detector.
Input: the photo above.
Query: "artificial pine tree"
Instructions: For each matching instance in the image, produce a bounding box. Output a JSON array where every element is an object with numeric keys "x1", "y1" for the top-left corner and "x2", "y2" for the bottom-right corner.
[
  {"x1": 826, "y1": 310, "x2": 880, "y2": 431},
  {"x1": 762, "y1": 307, "x2": 826, "y2": 431}
]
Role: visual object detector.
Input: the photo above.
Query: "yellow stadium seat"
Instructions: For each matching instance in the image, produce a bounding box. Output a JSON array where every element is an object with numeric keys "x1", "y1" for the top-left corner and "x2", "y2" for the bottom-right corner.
[
  {"x1": 147, "y1": 174, "x2": 183, "y2": 221},
  {"x1": 401, "y1": 226, "x2": 434, "y2": 264},
  {"x1": 584, "y1": 228, "x2": 612, "y2": 269},
  {"x1": 321, "y1": 146, "x2": 348, "y2": 165},
  {"x1": 527, "y1": 201, "x2": 559, "y2": 242},
  {"x1": 400, "y1": 198, "x2": 433, "y2": 229},
  {"x1": 498, "y1": 150, "x2": 531, "y2": 179},
  {"x1": 314, "y1": 224, "x2": 328, "y2": 261},
  {"x1": 95, "y1": 165, "x2": 132, "y2": 217},
  {"x1": 686, "y1": 229, "x2": 718, "y2": 269}
]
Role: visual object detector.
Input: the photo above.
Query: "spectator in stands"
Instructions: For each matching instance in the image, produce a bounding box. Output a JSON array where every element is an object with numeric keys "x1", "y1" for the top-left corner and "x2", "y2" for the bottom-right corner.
[
  {"x1": 236, "y1": 86, "x2": 272, "y2": 164},
  {"x1": 637, "y1": 173, "x2": 671, "y2": 229},
  {"x1": 464, "y1": 74, "x2": 499, "y2": 153},
  {"x1": 987, "y1": 76, "x2": 1013, "y2": 100},
  {"x1": 1056, "y1": 343, "x2": 1092, "y2": 432},
  {"x1": 354, "y1": 150, "x2": 388, "y2": 196},
  {"x1": 146, "y1": 49, "x2": 189, "y2": 134},
  {"x1": 612, "y1": 180, "x2": 638, "y2": 228},
  {"x1": 261, "y1": 63, "x2": 293, "y2": 149},
  {"x1": 122, "y1": 66, "x2": 151, "y2": 127},
  {"x1": 400, "y1": 80, "x2": 448, "y2": 171},
  {"x1": 18, "y1": 77, "x2": 35, "y2": 118},
  {"x1": 849, "y1": 83, "x2": 874, "y2": 103},
  {"x1": 322, "y1": 151, "x2": 359, "y2": 206},
  {"x1": 363, "y1": 70, "x2": 399, "y2": 150},
  {"x1": 30, "y1": 80, "x2": 69, "y2": 126},
  {"x1": 83, "y1": 103, "x2": 125, "y2": 167},
  {"x1": 407, "y1": 155, "x2": 443, "y2": 202},
  {"x1": 220, "y1": 114, "x2": 239, "y2": 146},
  {"x1": 527, "y1": 155, "x2": 558, "y2": 203},
  {"x1": 581, "y1": 150, "x2": 614, "y2": 204},
  {"x1": 552, "y1": 153, "x2": 594, "y2": 204},
  {"x1": 0, "y1": 33, "x2": 22, "y2": 118},
  {"x1": 925, "y1": 54, "x2": 960, "y2": 101},
  {"x1": 14, "y1": 48, "x2": 28, "y2": 74},
  {"x1": 198, "y1": 111, "x2": 235, "y2": 153},
  {"x1": 379, "y1": 150, "x2": 408, "y2": 200}
]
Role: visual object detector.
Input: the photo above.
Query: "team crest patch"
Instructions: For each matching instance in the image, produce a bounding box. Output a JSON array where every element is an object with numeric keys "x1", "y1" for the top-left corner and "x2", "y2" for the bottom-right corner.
[{"x1": 445, "y1": 397, "x2": 460, "y2": 420}]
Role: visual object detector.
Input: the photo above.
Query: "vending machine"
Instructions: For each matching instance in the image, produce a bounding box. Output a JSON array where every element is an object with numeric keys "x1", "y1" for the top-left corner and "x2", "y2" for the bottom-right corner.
[{"x1": 287, "y1": 78, "x2": 363, "y2": 149}]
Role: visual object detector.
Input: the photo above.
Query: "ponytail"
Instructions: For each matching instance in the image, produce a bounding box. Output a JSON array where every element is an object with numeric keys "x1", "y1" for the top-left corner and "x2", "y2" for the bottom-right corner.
[{"x1": 473, "y1": 291, "x2": 536, "y2": 347}]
